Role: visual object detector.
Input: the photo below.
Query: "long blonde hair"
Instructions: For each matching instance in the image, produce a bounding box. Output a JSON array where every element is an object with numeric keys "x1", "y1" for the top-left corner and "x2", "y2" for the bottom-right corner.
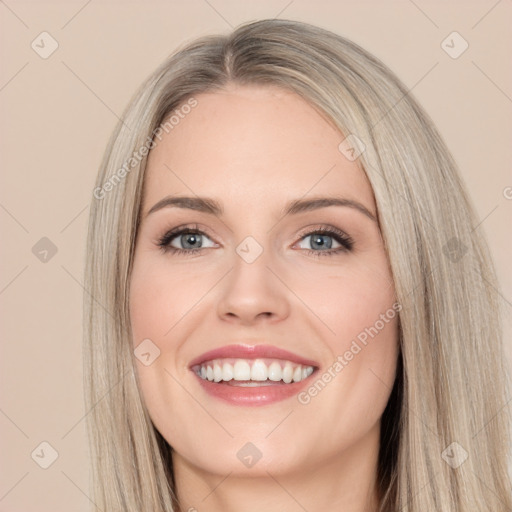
[{"x1": 83, "y1": 18, "x2": 512, "y2": 511}]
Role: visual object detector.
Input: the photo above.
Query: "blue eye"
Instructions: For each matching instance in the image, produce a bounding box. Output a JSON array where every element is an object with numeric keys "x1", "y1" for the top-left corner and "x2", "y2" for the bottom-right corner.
[
  {"x1": 157, "y1": 224, "x2": 354, "y2": 257},
  {"x1": 158, "y1": 225, "x2": 216, "y2": 255},
  {"x1": 302, "y1": 232, "x2": 338, "y2": 250},
  {"x1": 295, "y1": 228, "x2": 354, "y2": 257}
]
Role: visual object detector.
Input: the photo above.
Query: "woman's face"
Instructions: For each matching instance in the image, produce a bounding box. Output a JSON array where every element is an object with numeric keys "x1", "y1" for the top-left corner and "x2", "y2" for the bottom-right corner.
[{"x1": 129, "y1": 84, "x2": 399, "y2": 480}]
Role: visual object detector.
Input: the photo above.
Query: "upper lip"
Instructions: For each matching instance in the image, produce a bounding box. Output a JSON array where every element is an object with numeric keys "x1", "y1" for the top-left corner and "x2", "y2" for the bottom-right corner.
[{"x1": 189, "y1": 344, "x2": 319, "y2": 368}]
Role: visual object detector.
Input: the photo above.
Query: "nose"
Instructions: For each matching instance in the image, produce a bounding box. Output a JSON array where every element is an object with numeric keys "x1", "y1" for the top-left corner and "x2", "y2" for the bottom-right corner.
[{"x1": 216, "y1": 248, "x2": 291, "y2": 326}]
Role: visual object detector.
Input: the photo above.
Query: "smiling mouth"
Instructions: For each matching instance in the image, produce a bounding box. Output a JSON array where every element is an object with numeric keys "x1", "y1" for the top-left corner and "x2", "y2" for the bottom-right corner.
[{"x1": 192, "y1": 357, "x2": 315, "y2": 385}]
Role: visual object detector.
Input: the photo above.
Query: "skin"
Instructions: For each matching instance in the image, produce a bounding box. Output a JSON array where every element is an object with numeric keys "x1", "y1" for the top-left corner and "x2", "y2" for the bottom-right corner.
[{"x1": 129, "y1": 84, "x2": 399, "y2": 512}]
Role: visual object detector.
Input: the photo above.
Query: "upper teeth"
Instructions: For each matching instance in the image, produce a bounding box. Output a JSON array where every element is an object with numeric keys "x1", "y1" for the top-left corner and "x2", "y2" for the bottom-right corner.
[{"x1": 195, "y1": 358, "x2": 315, "y2": 384}]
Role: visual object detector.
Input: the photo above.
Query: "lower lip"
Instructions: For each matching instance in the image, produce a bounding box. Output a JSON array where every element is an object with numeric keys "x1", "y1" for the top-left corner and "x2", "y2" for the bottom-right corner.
[{"x1": 192, "y1": 373, "x2": 316, "y2": 406}]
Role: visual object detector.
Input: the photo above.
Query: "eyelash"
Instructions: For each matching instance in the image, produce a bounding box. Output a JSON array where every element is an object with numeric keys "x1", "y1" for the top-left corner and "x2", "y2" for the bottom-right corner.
[{"x1": 156, "y1": 223, "x2": 354, "y2": 258}]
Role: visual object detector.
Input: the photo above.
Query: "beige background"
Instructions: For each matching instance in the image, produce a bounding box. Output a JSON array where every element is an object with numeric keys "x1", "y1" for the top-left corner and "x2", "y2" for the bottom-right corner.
[{"x1": 1, "y1": 1, "x2": 511, "y2": 510}]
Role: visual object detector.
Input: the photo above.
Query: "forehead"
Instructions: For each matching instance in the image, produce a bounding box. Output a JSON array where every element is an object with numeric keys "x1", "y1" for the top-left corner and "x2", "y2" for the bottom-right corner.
[{"x1": 142, "y1": 84, "x2": 375, "y2": 215}]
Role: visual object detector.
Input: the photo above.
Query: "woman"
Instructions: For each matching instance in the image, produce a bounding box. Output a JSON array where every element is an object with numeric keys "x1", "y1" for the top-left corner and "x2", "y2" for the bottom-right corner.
[{"x1": 84, "y1": 18, "x2": 512, "y2": 511}]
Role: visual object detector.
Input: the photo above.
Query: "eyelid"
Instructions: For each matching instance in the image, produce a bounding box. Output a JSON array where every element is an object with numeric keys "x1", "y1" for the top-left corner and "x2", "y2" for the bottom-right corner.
[
  {"x1": 295, "y1": 224, "x2": 351, "y2": 241},
  {"x1": 293, "y1": 224, "x2": 354, "y2": 252},
  {"x1": 155, "y1": 223, "x2": 218, "y2": 248}
]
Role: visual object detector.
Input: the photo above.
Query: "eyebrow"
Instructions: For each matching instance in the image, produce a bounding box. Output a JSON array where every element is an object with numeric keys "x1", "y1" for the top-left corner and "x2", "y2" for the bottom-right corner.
[{"x1": 145, "y1": 195, "x2": 377, "y2": 222}]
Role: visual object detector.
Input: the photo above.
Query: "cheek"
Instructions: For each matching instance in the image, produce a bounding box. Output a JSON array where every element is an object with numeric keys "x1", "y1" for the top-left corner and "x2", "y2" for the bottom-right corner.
[
  {"x1": 291, "y1": 255, "x2": 399, "y2": 410},
  {"x1": 129, "y1": 257, "x2": 217, "y2": 430},
  {"x1": 297, "y1": 313, "x2": 399, "y2": 452},
  {"x1": 129, "y1": 259, "x2": 193, "y2": 440},
  {"x1": 129, "y1": 257, "x2": 209, "y2": 346},
  {"x1": 291, "y1": 257, "x2": 396, "y2": 346}
]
